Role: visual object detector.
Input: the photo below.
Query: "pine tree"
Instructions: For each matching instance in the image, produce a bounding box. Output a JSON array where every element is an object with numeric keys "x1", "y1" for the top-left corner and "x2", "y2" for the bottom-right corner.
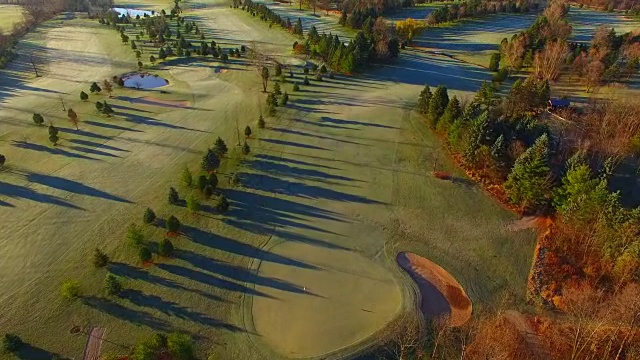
[
  {"x1": 93, "y1": 248, "x2": 110, "y2": 268},
  {"x1": 90, "y1": 82, "x2": 102, "y2": 93},
  {"x1": 258, "y1": 114, "x2": 266, "y2": 128},
  {"x1": 213, "y1": 137, "x2": 228, "y2": 156},
  {"x1": 181, "y1": 166, "x2": 193, "y2": 187},
  {"x1": 293, "y1": 18, "x2": 303, "y2": 36},
  {"x1": 216, "y1": 195, "x2": 230, "y2": 212},
  {"x1": 166, "y1": 215, "x2": 181, "y2": 233},
  {"x1": 201, "y1": 148, "x2": 220, "y2": 172},
  {"x1": 32, "y1": 113, "x2": 44, "y2": 126},
  {"x1": 273, "y1": 82, "x2": 281, "y2": 96},
  {"x1": 242, "y1": 141, "x2": 250, "y2": 155},
  {"x1": 244, "y1": 126, "x2": 252, "y2": 138},
  {"x1": 281, "y1": 92, "x2": 289, "y2": 106},
  {"x1": 418, "y1": 85, "x2": 432, "y2": 114},
  {"x1": 504, "y1": 134, "x2": 552, "y2": 211},
  {"x1": 437, "y1": 95, "x2": 461, "y2": 133},
  {"x1": 427, "y1": 85, "x2": 449, "y2": 128},
  {"x1": 463, "y1": 111, "x2": 489, "y2": 164},
  {"x1": 80, "y1": 91, "x2": 89, "y2": 101},
  {"x1": 143, "y1": 208, "x2": 156, "y2": 224},
  {"x1": 489, "y1": 52, "x2": 501, "y2": 72},
  {"x1": 168, "y1": 187, "x2": 180, "y2": 205}
]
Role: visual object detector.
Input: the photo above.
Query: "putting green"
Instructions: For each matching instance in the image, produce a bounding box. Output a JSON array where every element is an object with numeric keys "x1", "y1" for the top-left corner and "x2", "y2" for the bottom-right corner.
[{"x1": 251, "y1": 242, "x2": 403, "y2": 358}]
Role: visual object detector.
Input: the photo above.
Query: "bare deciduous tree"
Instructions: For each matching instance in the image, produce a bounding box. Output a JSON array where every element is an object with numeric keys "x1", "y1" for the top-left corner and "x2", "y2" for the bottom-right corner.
[{"x1": 533, "y1": 40, "x2": 569, "y2": 81}]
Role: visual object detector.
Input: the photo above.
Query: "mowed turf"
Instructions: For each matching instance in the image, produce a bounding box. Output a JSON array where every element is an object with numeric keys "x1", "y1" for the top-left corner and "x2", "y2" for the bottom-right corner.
[
  {"x1": 0, "y1": 5, "x2": 24, "y2": 33},
  {"x1": 568, "y1": 7, "x2": 640, "y2": 43},
  {"x1": 0, "y1": 2, "x2": 535, "y2": 359}
]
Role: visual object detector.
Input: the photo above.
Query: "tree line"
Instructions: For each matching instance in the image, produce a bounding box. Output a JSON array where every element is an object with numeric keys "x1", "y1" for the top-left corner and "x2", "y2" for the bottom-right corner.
[
  {"x1": 425, "y1": 0, "x2": 540, "y2": 26},
  {"x1": 418, "y1": 79, "x2": 640, "y2": 307}
]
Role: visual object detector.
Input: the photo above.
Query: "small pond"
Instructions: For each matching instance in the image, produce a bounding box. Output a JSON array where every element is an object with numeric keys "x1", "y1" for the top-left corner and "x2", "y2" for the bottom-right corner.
[
  {"x1": 112, "y1": 7, "x2": 155, "y2": 18},
  {"x1": 122, "y1": 73, "x2": 168, "y2": 89}
]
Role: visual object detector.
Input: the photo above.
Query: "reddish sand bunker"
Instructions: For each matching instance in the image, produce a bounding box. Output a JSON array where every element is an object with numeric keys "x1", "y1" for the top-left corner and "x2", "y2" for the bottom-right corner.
[{"x1": 397, "y1": 252, "x2": 472, "y2": 326}]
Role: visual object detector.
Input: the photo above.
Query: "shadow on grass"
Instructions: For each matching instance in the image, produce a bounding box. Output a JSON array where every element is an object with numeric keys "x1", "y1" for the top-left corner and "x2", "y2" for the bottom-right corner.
[
  {"x1": 175, "y1": 249, "x2": 323, "y2": 297},
  {"x1": 0, "y1": 180, "x2": 83, "y2": 209},
  {"x1": 68, "y1": 138, "x2": 130, "y2": 153},
  {"x1": 11, "y1": 141, "x2": 101, "y2": 161},
  {"x1": 25, "y1": 173, "x2": 132, "y2": 203},
  {"x1": 243, "y1": 158, "x2": 363, "y2": 184},
  {"x1": 120, "y1": 112, "x2": 208, "y2": 133},
  {"x1": 259, "y1": 138, "x2": 328, "y2": 151},
  {"x1": 84, "y1": 120, "x2": 143, "y2": 132},
  {"x1": 319, "y1": 116, "x2": 398, "y2": 129},
  {"x1": 13, "y1": 344, "x2": 61, "y2": 360},
  {"x1": 121, "y1": 289, "x2": 243, "y2": 331},
  {"x1": 109, "y1": 262, "x2": 225, "y2": 302},
  {"x1": 254, "y1": 153, "x2": 340, "y2": 170},
  {"x1": 237, "y1": 172, "x2": 382, "y2": 204},
  {"x1": 181, "y1": 224, "x2": 323, "y2": 268},
  {"x1": 269, "y1": 127, "x2": 367, "y2": 146},
  {"x1": 157, "y1": 263, "x2": 275, "y2": 298},
  {"x1": 82, "y1": 295, "x2": 170, "y2": 331}
]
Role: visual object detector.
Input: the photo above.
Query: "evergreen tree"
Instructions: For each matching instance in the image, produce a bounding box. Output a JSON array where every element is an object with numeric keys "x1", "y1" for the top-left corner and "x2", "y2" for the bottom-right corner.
[
  {"x1": 200, "y1": 149, "x2": 220, "y2": 172},
  {"x1": 80, "y1": 91, "x2": 89, "y2": 101},
  {"x1": 216, "y1": 195, "x2": 230, "y2": 212},
  {"x1": 104, "y1": 273, "x2": 123, "y2": 296},
  {"x1": 244, "y1": 126, "x2": 252, "y2": 138},
  {"x1": 427, "y1": 85, "x2": 449, "y2": 128},
  {"x1": 489, "y1": 52, "x2": 501, "y2": 72},
  {"x1": 32, "y1": 113, "x2": 44, "y2": 126},
  {"x1": 213, "y1": 137, "x2": 228, "y2": 156},
  {"x1": 490, "y1": 134, "x2": 507, "y2": 173},
  {"x1": 186, "y1": 192, "x2": 200, "y2": 212},
  {"x1": 143, "y1": 207, "x2": 156, "y2": 224},
  {"x1": 197, "y1": 175, "x2": 208, "y2": 192},
  {"x1": 159, "y1": 47, "x2": 167, "y2": 60},
  {"x1": 242, "y1": 141, "x2": 250, "y2": 155},
  {"x1": 168, "y1": 187, "x2": 180, "y2": 205},
  {"x1": 258, "y1": 114, "x2": 266, "y2": 128},
  {"x1": 275, "y1": 64, "x2": 282, "y2": 77},
  {"x1": 166, "y1": 215, "x2": 180, "y2": 233},
  {"x1": 181, "y1": 166, "x2": 193, "y2": 187},
  {"x1": 95, "y1": 101, "x2": 104, "y2": 112},
  {"x1": 273, "y1": 82, "x2": 281, "y2": 96},
  {"x1": 293, "y1": 18, "x2": 303, "y2": 36},
  {"x1": 474, "y1": 81, "x2": 497, "y2": 108},
  {"x1": 208, "y1": 173, "x2": 218, "y2": 189},
  {"x1": 437, "y1": 95, "x2": 461, "y2": 133},
  {"x1": 93, "y1": 248, "x2": 110, "y2": 268},
  {"x1": 90, "y1": 82, "x2": 102, "y2": 93},
  {"x1": 281, "y1": 91, "x2": 289, "y2": 105},
  {"x1": 158, "y1": 239, "x2": 174, "y2": 257},
  {"x1": 418, "y1": 85, "x2": 432, "y2": 114},
  {"x1": 504, "y1": 134, "x2": 552, "y2": 211},
  {"x1": 463, "y1": 111, "x2": 489, "y2": 164},
  {"x1": 2, "y1": 334, "x2": 23, "y2": 353},
  {"x1": 138, "y1": 246, "x2": 152, "y2": 262}
]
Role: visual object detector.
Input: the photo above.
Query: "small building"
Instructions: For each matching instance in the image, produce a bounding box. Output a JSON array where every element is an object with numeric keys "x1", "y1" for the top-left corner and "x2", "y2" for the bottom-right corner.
[{"x1": 548, "y1": 98, "x2": 571, "y2": 110}]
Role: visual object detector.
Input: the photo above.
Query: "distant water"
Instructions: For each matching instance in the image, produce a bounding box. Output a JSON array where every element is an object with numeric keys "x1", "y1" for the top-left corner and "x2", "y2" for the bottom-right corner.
[
  {"x1": 123, "y1": 73, "x2": 168, "y2": 89},
  {"x1": 112, "y1": 7, "x2": 154, "y2": 17}
]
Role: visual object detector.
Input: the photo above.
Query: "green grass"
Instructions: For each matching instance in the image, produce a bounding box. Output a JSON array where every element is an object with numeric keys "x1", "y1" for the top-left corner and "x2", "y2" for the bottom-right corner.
[{"x1": 0, "y1": 1, "x2": 535, "y2": 359}]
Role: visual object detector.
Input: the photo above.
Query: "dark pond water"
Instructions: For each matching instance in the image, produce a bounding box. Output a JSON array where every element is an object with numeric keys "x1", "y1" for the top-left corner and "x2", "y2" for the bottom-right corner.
[
  {"x1": 123, "y1": 73, "x2": 168, "y2": 89},
  {"x1": 112, "y1": 7, "x2": 154, "y2": 17}
]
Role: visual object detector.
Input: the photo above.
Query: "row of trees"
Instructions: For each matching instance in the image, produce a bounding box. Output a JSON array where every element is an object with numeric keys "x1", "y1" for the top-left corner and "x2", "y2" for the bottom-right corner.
[
  {"x1": 426, "y1": 0, "x2": 540, "y2": 26},
  {"x1": 240, "y1": 0, "x2": 305, "y2": 37}
]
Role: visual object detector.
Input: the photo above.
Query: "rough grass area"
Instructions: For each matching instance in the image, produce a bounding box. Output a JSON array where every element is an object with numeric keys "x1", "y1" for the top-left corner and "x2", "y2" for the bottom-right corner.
[
  {"x1": 0, "y1": 1, "x2": 535, "y2": 359},
  {"x1": 567, "y1": 7, "x2": 640, "y2": 43},
  {"x1": 0, "y1": 5, "x2": 24, "y2": 33}
]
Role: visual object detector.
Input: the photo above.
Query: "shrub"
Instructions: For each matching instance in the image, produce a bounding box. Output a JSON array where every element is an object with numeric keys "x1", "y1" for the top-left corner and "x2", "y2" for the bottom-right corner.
[
  {"x1": 90, "y1": 82, "x2": 102, "y2": 93},
  {"x1": 320, "y1": 64, "x2": 327, "y2": 74},
  {"x1": 208, "y1": 173, "x2": 218, "y2": 189},
  {"x1": 221, "y1": 53, "x2": 229, "y2": 62},
  {"x1": 168, "y1": 187, "x2": 180, "y2": 205},
  {"x1": 48, "y1": 124, "x2": 58, "y2": 136},
  {"x1": 240, "y1": 45, "x2": 246, "y2": 52},
  {"x1": 181, "y1": 166, "x2": 193, "y2": 187},
  {"x1": 258, "y1": 115, "x2": 265, "y2": 128},
  {"x1": 32, "y1": 113, "x2": 44, "y2": 126},
  {"x1": 303, "y1": 76, "x2": 310, "y2": 85},
  {"x1": 186, "y1": 192, "x2": 200, "y2": 212},
  {"x1": 303, "y1": 67, "x2": 309, "y2": 74},
  {"x1": 242, "y1": 141, "x2": 250, "y2": 155},
  {"x1": 216, "y1": 195, "x2": 230, "y2": 213},
  {"x1": 203, "y1": 185, "x2": 213, "y2": 198},
  {"x1": 311, "y1": 63, "x2": 318, "y2": 72},
  {"x1": 61, "y1": 280, "x2": 81, "y2": 300},
  {"x1": 492, "y1": 68, "x2": 508, "y2": 83},
  {"x1": 104, "y1": 273, "x2": 122, "y2": 296},
  {"x1": 143, "y1": 208, "x2": 156, "y2": 224},
  {"x1": 49, "y1": 134, "x2": 59, "y2": 146},
  {"x1": 166, "y1": 215, "x2": 180, "y2": 233},
  {"x1": 80, "y1": 91, "x2": 89, "y2": 101},
  {"x1": 2, "y1": 334, "x2": 23, "y2": 353},
  {"x1": 95, "y1": 101, "x2": 104, "y2": 111},
  {"x1": 126, "y1": 223, "x2": 145, "y2": 247},
  {"x1": 244, "y1": 125, "x2": 252, "y2": 138},
  {"x1": 158, "y1": 239, "x2": 175, "y2": 257},
  {"x1": 167, "y1": 333, "x2": 196, "y2": 360},
  {"x1": 196, "y1": 175, "x2": 208, "y2": 192},
  {"x1": 93, "y1": 248, "x2": 109, "y2": 268},
  {"x1": 293, "y1": 83, "x2": 300, "y2": 92},
  {"x1": 138, "y1": 245, "x2": 152, "y2": 263}
]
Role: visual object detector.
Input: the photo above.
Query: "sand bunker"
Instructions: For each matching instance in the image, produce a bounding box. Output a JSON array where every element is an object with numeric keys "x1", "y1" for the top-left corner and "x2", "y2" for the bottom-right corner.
[
  {"x1": 251, "y1": 242, "x2": 402, "y2": 358},
  {"x1": 397, "y1": 252, "x2": 472, "y2": 326},
  {"x1": 128, "y1": 97, "x2": 190, "y2": 108}
]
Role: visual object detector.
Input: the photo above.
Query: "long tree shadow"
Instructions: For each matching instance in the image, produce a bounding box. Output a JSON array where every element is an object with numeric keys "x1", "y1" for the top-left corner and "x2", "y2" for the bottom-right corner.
[
  {"x1": 68, "y1": 145, "x2": 122, "y2": 158},
  {"x1": 0, "y1": 180, "x2": 83, "y2": 209},
  {"x1": 243, "y1": 158, "x2": 363, "y2": 184},
  {"x1": 269, "y1": 127, "x2": 366, "y2": 146},
  {"x1": 25, "y1": 173, "x2": 132, "y2": 203},
  {"x1": 238, "y1": 172, "x2": 383, "y2": 204},
  {"x1": 291, "y1": 118, "x2": 352, "y2": 130},
  {"x1": 120, "y1": 112, "x2": 207, "y2": 133},
  {"x1": 259, "y1": 138, "x2": 328, "y2": 151},
  {"x1": 58, "y1": 127, "x2": 113, "y2": 140},
  {"x1": 84, "y1": 120, "x2": 143, "y2": 132},
  {"x1": 254, "y1": 154, "x2": 339, "y2": 170},
  {"x1": 181, "y1": 224, "x2": 324, "y2": 268},
  {"x1": 109, "y1": 262, "x2": 225, "y2": 302},
  {"x1": 81, "y1": 296, "x2": 170, "y2": 331},
  {"x1": 156, "y1": 263, "x2": 275, "y2": 298},
  {"x1": 68, "y1": 138, "x2": 130, "y2": 152},
  {"x1": 11, "y1": 141, "x2": 101, "y2": 161},
  {"x1": 14, "y1": 344, "x2": 61, "y2": 360},
  {"x1": 175, "y1": 250, "x2": 322, "y2": 297},
  {"x1": 120, "y1": 289, "x2": 243, "y2": 331},
  {"x1": 319, "y1": 116, "x2": 398, "y2": 129}
]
